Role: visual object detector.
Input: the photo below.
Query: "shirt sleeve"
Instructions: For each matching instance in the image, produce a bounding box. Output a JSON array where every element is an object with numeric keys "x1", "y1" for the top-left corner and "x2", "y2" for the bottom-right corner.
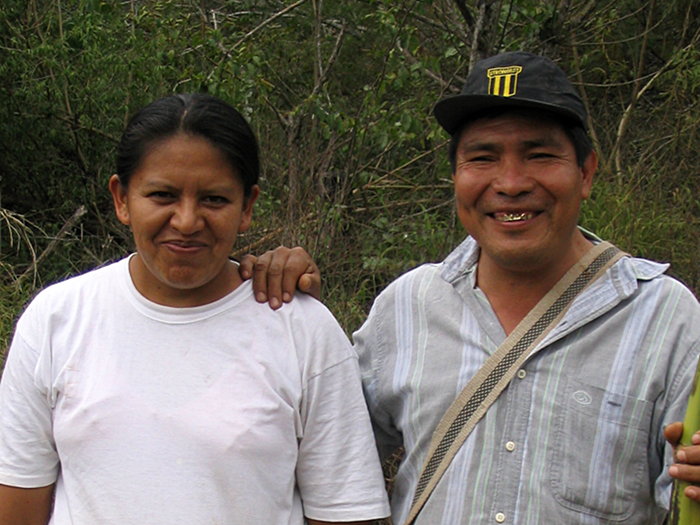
[
  {"x1": 0, "y1": 307, "x2": 59, "y2": 488},
  {"x1": 354, "y1": 292, "x2": 405, "y2": 462},
  {"x1": 653, "y1": 340, "x2": 700, "y2": 511},
  {"x1": 293, "y1": 300, "x2": 390, "y2": 522}
]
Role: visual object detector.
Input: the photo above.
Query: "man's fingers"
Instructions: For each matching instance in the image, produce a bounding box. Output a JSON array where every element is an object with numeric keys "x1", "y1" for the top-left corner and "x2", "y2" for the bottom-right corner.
[
  {"x1": 667, "y1": 423, "x2": 700, "y2": 489},
  {"x1": 670, "y1": 461, "x2": 700, "y2": 484},
  {"x1": 665, "y1": 421, "x2": 684, "y2": 448},
  {"x1": 252, "y1": 250, "x2": 288, "y2": 309},
  {"x1": 251, "y1": 252, "x2": 271, "y2": 303},
  {"x1": 246, "y1": 246, "x2": 320, "y2": 309},
  {"x1": 677, "y1": 444, "x2": 700, "y2": 466},
  {"x1": 238, "y1": 254, "x2": 258, "y2": 280},
  {"x1": 256, "y1": 251, "x2": 286, "y2": 309},
  {"x1": 298, "y1": 274, "x2": 321, "y2": 299},
  {"x1": 283, "y1": 247, "x2": 320, "y2": 301},
  {"x1": 685, "y1": 484, "x2": 700, "y2": 502}
]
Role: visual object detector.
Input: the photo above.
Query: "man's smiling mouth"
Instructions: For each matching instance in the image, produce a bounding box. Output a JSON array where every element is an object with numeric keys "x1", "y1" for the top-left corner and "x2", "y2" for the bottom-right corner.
[{"x1": 493, "y1": 212, "x2": 536, "y2": 222}]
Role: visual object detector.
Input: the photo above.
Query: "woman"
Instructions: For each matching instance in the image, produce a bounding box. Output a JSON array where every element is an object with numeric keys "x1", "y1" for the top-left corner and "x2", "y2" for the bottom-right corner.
[{"x1": 0, "y1": 94, "x2": 389, "y2": 524}]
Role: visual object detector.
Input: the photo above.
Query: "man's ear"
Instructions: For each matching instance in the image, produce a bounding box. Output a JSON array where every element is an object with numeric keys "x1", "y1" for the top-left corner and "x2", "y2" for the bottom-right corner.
[
  {"x1": 108, "y1": 174, "x2": 130, "y2": 226},
  {"x1": 580, "y1": 150, "x2": 597, "y2": 199}
]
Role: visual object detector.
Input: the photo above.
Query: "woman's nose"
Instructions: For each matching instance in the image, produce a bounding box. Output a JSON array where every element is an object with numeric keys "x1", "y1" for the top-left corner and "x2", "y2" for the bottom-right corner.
[{"x1": 170, "y1": 200, "x2": 204, "y2": 234}]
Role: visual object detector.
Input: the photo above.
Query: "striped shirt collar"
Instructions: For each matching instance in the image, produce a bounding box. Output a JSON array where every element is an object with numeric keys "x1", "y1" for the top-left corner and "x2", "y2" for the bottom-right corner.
[{"x1": 440, "y1": 229, "x2": 669, "y2": 288}]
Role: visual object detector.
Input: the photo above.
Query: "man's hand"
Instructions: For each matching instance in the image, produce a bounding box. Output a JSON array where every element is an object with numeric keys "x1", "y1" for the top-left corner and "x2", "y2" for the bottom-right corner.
[
  {"x1": 665, "y1": 421, "x2": 700, "y2": 501},
  {"x1": 239, "y1": 246, "x2": 321, "y2": 310}
]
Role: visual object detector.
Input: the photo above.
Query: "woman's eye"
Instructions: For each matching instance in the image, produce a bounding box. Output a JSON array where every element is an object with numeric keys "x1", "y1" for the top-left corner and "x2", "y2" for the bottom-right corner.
[
  {"x1": 203, "y1": 195, "x2": 229, "y2": 205},
  {"x1": 148, "y1": 191, "x2": 174, "y2": 200}
]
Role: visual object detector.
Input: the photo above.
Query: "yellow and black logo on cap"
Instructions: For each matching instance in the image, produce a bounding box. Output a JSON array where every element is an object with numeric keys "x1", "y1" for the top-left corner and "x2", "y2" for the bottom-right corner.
[{"x1": 487, "y1": 66, "x2": 522, "y2": 97}]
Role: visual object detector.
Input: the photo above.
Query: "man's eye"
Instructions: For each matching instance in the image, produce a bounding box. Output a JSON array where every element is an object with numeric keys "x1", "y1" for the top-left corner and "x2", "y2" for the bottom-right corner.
[{"x1": 468, "y1": 155, "x2": 495, "y2": 163}]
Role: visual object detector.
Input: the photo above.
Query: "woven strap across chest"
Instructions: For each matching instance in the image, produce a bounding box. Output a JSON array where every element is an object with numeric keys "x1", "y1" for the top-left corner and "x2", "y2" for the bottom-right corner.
[{"x1": 403, "y1": 241, "x2": 625, "y2": 525}]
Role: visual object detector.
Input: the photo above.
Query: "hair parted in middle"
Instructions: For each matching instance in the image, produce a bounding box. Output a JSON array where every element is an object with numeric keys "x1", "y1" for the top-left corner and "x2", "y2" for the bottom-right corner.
[{"x1": 115, "y1": 93, "x2": 259, "y2": 197}]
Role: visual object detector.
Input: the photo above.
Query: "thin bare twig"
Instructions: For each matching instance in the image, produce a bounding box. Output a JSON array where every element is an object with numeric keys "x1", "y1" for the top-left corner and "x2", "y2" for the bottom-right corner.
[
  {"x1": 19, "y1": 205, "x2": 87, "y2": 284},
  {"x1": 612, "y1": 0, "x2": 655, "y2": 176},
  {"x1": 232, "y1": 0, "x2": 308, "y2": 51}
]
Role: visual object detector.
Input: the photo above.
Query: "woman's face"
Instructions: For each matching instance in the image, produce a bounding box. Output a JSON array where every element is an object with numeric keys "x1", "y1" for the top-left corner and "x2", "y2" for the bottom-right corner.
[{"x1": 109, "y1": 133, "x2": 258, "y2": 307}]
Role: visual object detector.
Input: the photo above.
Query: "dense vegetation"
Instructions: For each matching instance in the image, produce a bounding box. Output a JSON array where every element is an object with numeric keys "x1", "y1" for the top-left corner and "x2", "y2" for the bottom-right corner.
[{"x1": 1, "y1": 0, "x2": 698, "y2": 364}]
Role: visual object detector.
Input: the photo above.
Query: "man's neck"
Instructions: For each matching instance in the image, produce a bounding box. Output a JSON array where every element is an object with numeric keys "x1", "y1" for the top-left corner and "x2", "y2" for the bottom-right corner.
[{"x1": 476, "y1": 239, "x2": 594, "y2": 335}]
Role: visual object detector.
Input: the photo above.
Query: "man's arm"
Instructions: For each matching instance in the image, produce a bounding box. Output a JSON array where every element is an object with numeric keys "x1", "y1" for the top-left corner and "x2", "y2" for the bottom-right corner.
[
  {"x1": 665, "y1": 422, "x2": 700, "y2": 501},
  {"x1": 0, "y1": 483, "x2": 54, "y2": 525},
  {"x1": 239, "y1": 246, "x2": 321, "y2": 309}
]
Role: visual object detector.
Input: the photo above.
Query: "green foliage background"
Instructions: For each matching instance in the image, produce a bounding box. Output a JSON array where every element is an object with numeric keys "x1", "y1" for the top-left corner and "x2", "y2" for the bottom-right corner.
[{"x1": 0, "y1": 0, "x2": 698, "y2": 365}]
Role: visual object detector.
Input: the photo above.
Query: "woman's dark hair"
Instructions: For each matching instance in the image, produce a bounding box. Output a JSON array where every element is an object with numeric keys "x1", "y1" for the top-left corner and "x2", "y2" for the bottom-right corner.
[
  {"x1": 116, "y1": 93, "x2": 259, "y2": 196},
  {"x1": 447, "y1": 108, "x2": 593, "y2": 172}
]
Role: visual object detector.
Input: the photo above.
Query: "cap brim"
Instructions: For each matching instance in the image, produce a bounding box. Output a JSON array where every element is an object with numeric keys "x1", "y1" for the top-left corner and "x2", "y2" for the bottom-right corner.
[{"x1": 433, "y1": 94, "x2": 585, "y2": 135}]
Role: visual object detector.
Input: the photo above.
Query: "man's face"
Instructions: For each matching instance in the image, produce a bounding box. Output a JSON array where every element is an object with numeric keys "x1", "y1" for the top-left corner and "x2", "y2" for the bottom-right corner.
[{"x1": 452, "y1": 111, "x2": 596, "y2": 278}]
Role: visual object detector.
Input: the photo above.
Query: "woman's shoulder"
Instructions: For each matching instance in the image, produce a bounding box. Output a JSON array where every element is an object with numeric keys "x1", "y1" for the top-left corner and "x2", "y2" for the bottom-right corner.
[
  {"x1": 25, "y1": 258, "x2": 128, "y2": 313},
  {"x1": 268, "y1": 294, "x2": 355, "y2": 368}
]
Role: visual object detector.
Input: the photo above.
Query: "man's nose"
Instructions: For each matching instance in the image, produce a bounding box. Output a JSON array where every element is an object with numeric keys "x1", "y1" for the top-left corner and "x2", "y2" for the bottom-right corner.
[{"x1": 491, "y1": 158, "x2": 535, "y2": 197}]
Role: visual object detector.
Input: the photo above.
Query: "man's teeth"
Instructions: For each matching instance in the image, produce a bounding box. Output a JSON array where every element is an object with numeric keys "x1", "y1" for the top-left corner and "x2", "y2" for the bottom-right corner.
[{"x1": 498, "y1": 212, "x2": 533, "y2": 222}]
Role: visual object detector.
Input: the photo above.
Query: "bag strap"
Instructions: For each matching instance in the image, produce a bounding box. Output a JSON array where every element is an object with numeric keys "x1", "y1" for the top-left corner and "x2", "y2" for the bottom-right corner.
[{"x1": 403, "y1": 241, "x2": 625, "y2": 525}]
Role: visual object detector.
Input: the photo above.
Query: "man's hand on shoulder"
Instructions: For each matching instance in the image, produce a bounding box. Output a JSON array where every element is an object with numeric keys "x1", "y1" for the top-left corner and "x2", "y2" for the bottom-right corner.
[
  {"x1": 665, "y1": 421, "x2": 700, "y2": 501},
  {"x1": 239, "y1": 246, "x2": 321, "y2": 310}
]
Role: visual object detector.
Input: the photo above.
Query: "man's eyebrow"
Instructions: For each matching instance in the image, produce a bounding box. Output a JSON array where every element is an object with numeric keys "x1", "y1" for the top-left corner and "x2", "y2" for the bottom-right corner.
[
  {"x1": 457, "y1": 134, "x2": 567, "y2": 155},
  {"x1": 522, "y1": 135, "x2": 566, "y2": 149},
  {"x1": 458, "y1": 141, "x2": 499, "y2": 153}
]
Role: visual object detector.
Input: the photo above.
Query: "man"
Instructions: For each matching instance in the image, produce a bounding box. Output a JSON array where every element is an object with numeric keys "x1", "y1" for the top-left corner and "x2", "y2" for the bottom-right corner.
[{"x1": 242, "y1": 51, "x2": 700, "y2": 523}]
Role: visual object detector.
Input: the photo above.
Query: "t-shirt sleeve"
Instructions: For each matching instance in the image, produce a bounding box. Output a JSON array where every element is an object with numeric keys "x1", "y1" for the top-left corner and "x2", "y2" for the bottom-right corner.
[
  {"x1": 0, "y1": 306, "x2": 59, "y2": 488},
  {"x1": 293, "y1": 300, "x2": 390, "y2": 522}
]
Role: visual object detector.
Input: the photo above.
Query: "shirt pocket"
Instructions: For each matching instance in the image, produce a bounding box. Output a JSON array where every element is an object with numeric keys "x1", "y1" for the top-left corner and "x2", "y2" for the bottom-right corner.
[{"x1": 549, "y1": 377, "x2": 652, "y2": 521}]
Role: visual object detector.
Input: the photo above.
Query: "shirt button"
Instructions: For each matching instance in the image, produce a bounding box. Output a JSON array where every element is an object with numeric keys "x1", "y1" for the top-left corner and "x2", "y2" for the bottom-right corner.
[
  {"x1": 505, "y1": 441, "x2": 516, "y2": 452},
  {"x1": 495, "y1": 512, "x2": 506, "y2": 522},
  {"x1": 517, "y1": 369, "x2": 527, "y2": 379}
]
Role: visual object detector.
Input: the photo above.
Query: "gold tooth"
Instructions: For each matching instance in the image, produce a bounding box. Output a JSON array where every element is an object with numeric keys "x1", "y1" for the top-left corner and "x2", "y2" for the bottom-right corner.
[{"x1": 503, "y1": 212, "x2": 529, "y2": 222}]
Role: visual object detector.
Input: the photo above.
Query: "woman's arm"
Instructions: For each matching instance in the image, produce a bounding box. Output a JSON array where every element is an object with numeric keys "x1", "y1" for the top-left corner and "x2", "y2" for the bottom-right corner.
[
  {"x1": 308, "y1": 518, "x2": 377, "y2": 525},
  {"x1": 0, "y1": 484, "x2": 54, "y2": 525}
]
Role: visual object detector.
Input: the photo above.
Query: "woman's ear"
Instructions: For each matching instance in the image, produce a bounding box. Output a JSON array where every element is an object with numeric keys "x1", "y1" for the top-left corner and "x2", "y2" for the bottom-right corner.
[
  {"x1": 108, "y1": 175, "x2": 130, "y2": 226},
  {"x1": 238, "y1": 184, "x2": 260, "y2": 234}
]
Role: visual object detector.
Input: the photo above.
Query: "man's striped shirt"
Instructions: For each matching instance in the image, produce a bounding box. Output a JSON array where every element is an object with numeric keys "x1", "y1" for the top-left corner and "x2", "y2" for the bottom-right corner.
[{"x1": 355, "y1": 235, "x2": 700, "y2": 524}]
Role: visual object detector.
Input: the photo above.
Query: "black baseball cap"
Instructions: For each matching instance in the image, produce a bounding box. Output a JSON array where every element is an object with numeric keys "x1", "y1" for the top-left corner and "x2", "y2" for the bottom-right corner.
[{"x1": 433, "y1": 51, "x2": 587, "y2": 134}]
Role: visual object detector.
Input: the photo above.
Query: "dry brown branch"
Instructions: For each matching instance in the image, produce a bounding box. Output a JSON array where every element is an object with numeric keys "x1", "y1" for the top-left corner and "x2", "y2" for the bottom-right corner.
[
  {"x1": 310, "y1": 0, "x2": 345, "y2": 99},
  {"x1": 611, "y1": 0, "x2": 655, "y2": 176},
  {"x1": 468, "y1": 1, "x2": 488, "y2": 68},
  {"x1": 570, "y1": 46, "x2": 604, "y2": 167},
  {"x1": 205, "y1": 0, "x2": 309, "y2": 84},
  {"x1": 612, "y1": 44, "x2": 691, "y2": 176},
  {"x1": 18, "y1": 206, "x2": 87, "y2": 285},
  {"x1": 353, "y1": 141, "x2": 447, "y2": 193},
  {"x1": 396, "y1": 40, "x2": 456, "y2": 92},
  {"x1": 0, "y1": 209, "x2": 38, "y2": 276},
  {"x1": 232, "y1": 0, "x2": 308, "y2": 51}
]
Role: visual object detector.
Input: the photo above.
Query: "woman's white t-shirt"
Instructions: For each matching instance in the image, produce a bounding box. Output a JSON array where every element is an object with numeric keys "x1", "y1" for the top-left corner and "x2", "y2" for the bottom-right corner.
[{"x1": 0, "y1": 257, "x2": 389, "y2": 523}]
